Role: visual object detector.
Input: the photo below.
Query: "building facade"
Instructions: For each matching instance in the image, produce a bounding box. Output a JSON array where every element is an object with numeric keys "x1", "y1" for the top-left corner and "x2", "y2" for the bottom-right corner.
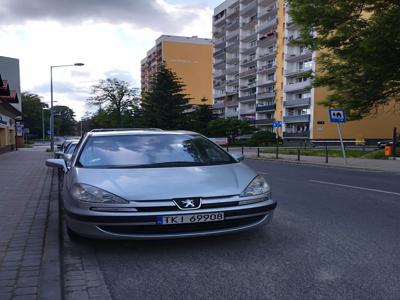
[
  {"x1": 212, "y1": 0, "x2": 400, "y2": 142},
  {"x1": 0, "y1": 56, "x2": 22, "y2": 152},
  {"x1": 141, "y1": 35, "x2": 213, "y2": 105}
]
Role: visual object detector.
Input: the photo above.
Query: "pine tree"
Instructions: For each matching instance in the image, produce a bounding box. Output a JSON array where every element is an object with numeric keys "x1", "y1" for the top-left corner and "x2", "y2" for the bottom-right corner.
[{"x1": 140, "y1": 64, "x2": 190, "y2": 130}]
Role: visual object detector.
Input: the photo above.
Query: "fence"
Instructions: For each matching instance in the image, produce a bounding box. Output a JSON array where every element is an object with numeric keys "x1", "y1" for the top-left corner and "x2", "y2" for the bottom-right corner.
[{"x1": 225, "y1": 145, "x2": 383, "y2": 163}]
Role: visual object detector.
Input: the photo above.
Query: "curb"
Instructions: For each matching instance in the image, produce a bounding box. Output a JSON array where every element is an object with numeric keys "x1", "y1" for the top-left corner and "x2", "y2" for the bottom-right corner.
[{"x1": 39, "y1": 169, "x2": 62, "y2": 299}]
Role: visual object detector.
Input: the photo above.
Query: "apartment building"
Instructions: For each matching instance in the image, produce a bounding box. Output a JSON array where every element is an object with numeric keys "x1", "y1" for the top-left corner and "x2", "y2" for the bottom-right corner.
[
  {"x1": 141, "y1": 35, "x2": 213, "y2": 105},
  {"x1": 213, "y1": 0, "x2": 400, "y2": 142}
]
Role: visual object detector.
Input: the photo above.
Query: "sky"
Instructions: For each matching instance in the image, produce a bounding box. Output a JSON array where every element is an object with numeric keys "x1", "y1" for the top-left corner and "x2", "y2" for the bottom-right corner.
[{"x1": 0, "y1": 0, "x2": 222, "y2": 119}]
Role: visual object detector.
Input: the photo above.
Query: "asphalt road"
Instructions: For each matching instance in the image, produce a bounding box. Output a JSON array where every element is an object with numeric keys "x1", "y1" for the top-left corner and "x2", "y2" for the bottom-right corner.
[{"x1": 74, "y1": 160, "x2": 400, "y2": 299}]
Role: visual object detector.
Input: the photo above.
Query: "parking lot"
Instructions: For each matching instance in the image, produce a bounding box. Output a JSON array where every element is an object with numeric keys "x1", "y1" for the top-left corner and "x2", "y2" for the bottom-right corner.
[{"x1": 62, "y1": 159, "x2": 400, "y2": 299}]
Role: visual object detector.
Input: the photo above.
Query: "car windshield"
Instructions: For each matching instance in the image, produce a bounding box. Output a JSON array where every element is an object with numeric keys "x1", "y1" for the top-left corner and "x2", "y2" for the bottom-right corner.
[{"x1": 77, "y1": 134, "x2": 235, "y2": 168}]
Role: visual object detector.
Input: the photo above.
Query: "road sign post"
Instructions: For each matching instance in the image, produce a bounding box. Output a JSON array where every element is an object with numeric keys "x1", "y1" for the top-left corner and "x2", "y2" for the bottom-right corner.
[
  {"x1": 329, "y1": 109, "x2": 347, "y2": 165},
  {"x1": 273, "y1": 121, "x2": 282, "y2": 159}
]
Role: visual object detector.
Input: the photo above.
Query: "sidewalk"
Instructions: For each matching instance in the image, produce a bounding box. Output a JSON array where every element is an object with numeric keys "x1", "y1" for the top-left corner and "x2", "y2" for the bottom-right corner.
[
  {"x1": 247, "y1": 151, "x2": 400, "y2": 173},
  {"x1": 0, "y1": 147, "x2": 60, "y2": 299}
]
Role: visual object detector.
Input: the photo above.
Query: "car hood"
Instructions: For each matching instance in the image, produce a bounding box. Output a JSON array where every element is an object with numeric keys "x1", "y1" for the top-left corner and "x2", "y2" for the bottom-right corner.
[{"x1": 71, "y1": 163, "x2": 257, "y2": 201}]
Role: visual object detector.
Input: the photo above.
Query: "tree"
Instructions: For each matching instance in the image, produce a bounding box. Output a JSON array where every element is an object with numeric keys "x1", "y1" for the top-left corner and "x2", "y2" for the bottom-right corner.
[
  {"x1": 53, "y1": 105, "x2": 77, "y2": 136},
  {"x1": 250, "y1": 130, "x2": 276, "y2": 146},
  {"x1": 208, "y1": 118, "x2": 254, "y2": 143},
  {"x1": 287, "y1": 0, "x2": 400, "y2": 119},
  {"x1": 140, "y1": 64, "x2": 190, "y2": 129},
  {"x1": 188, "y1": 98, "x2": 215, "y2": 135},
  {"x1": 87, "y1": 78, "x2": 139, "y2": 127},
  {"x1": 21, "y1": 92, "x2": 49, "y2": 138}
]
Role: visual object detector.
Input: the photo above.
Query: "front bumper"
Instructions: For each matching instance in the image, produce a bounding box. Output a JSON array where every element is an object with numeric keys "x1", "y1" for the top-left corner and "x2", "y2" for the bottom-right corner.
[{"x1": 64, "y1": 197, "x2": 277, "y2": 240}]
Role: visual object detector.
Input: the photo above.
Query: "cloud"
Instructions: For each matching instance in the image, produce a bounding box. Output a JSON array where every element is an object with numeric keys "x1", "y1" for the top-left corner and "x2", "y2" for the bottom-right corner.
[
  {"x1": 104, "y1": 69, "x2": 135, "y2": 85},
  {"x1": 70, "y1": 70, "x2": 91, "y2": 78},
  {"x1": 0, "y1": 0, "x2": 208, "y2": 32}
]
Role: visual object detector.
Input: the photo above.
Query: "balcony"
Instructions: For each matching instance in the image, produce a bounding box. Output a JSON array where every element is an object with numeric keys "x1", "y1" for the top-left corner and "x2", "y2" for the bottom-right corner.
[
  {"x1": 285, "y1": 67, "x2": 312, "y2": 77},
  {"x1": 226, "y1": 89, "x2": 239, "y2": 95},
  {"x1": 258, "y1": 64, "x2": 276, "y2": 73},
  {"x1": 258, "y1": 50, "x2": 276, "y2": 60},
  {"x1": 226, "y1": 78, "x2": 239, "y2": 85},
  {"x1": 226, "y1": 55, "x2": 239, "y2": 64},
  {"x1": 258, "y1": 4, "x2": 277, "y2": 19},
  {"x1": 240, "y1": 109, "x2": 256, "y2": 115},
  {"x1": 255, "y1": 118, "x2": 274, "y2": 125},
  {"x1": 226, "y1": 29, "x2": 239, "y2": 40},
  {"x1": 239, "y1": 94, "x2": 256, "y2": 101},
  {"x1": 257, "y1": 79, "x2": 275, "y2": 87},
  {"x1": 240, "y1": 82, "x2": 257, "y2": 90},
  {"x1": 213, "y1": 102, "x2": 225, "y2": 109},
  {"x1": 241, "y1": 57, "x2": 257, "y2": 67},
  {"x1": 285, "y1": 50, "x2": 313, "y2": 62},
  {"x1": 214, "y1": 38, "x2": 226, "y2": 49},
  {"x1": 283, "y1": 98, "x2": 311, "y2": 108},
  {"x1": 283, "y1": 131, "x2": 310, "y2": 138},
  {"x1": 241, "y1": 45, "x2": 257, "y2": 55},
  {"x1": 226, "y1": 65, "x2": 239, "y2": 74},
  {"x1": 257, "y1": 18, "x2": 277, "y2": 32},
  {"x1": 226, "y1": 110, "x2": 239, "y2": 117},
  {"x1": 256, "y1": 104, "x2": 276, "y2": 112},
  {"x1": 241, "y1": 31, "x2": 257, "y2": 42},
  {"x1": 257, "y1": 33, "x2": 277, "y2": 47},
  {"x1": 284, "y1": 80, "x2": 311, "y2": 92},
  {"x1": 256, "y1": 91, "x2": 275, "y2": 99},
  {"x1": 239, "y1": 68, "x2": 256, "y2": 78},
  {"x1": 214, "y1": 49, "x2": 225, "y2": 57},
  {"x1": 214, "y1": 14, "x2": 226, "y2": 26},
  {"x1": 241, "y1": 1, "x2": 257, "y2": 16},
  {"x1": 283, "y1": 114, "x2": 311, "y2": 123},
  {"x1": 227, "y1": 6, "x2": 240, "y2": 17},
  {"x1": 241, "y1": 18, "x2": 257, "y2": 29}
]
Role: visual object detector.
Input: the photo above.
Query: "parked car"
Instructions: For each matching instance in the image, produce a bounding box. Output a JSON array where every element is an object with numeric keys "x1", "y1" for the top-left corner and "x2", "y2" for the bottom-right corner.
[
  {"x1": 46, "y1": 129, "x2": 276, "y2": 240},
  {"x1": 55, "y1": 139, "x2": 80, "y2": 158}
]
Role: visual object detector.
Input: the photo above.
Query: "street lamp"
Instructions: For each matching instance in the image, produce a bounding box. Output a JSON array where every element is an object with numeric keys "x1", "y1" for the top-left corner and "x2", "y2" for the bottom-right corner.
[{"x1": 50, "y1": 63, "x2": 84, "y2": 151}]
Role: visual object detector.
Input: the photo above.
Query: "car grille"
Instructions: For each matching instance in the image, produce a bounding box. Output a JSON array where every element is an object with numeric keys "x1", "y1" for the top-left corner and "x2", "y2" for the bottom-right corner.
[
  {"x1": 136, "y1": 201, "x2": 239, "y2": 212},
  {"x1": 98, "y1": 215, "x2": 265, "y2": 235}
]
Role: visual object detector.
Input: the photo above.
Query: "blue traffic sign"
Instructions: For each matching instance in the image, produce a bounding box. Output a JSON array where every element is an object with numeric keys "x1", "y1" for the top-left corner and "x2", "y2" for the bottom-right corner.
[
  {"x1": 273, "y1": 121, "x2": 282, "y2": 128},
  {"x1": 329, "y1": 109, "x2": 346, "y2": 123}
]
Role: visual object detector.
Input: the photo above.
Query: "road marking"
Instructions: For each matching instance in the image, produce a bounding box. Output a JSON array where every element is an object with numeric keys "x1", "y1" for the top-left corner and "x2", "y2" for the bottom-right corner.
[
  {"x1": 310, "y1": 180, "x2": 400, "y2": 197},
  {"x1": 257, "y1": 171, "x2": 269, "y2": 175}
]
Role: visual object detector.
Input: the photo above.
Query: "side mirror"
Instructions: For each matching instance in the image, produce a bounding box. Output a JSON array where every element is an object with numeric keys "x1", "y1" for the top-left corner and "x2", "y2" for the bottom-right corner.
[
  {"x1": 231, "y1": 152, "x2": 245, "y2": 162},
  {"x1": 46, "y1": 159, "x2": 68, "y2": 173}
]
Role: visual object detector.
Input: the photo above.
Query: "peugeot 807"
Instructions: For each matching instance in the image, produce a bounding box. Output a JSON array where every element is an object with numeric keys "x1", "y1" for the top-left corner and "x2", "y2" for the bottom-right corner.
[{"x1": 46, "y1": 129, "x2": 277, "y2": 239}]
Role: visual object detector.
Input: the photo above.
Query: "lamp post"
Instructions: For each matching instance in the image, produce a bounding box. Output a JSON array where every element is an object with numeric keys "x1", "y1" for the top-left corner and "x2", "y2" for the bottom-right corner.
[{"x1": 50, "y1": 63, "x2": 84, "y2": 152}]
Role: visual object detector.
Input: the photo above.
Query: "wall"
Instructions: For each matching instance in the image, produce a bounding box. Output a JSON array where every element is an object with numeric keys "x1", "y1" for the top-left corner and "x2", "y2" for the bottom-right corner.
[
  {"x1": 312, "y1": 86, "x2": 400, "y2": 140},
  {"x1": 162, "y1": 41, "x2": 213, "y2": 105}
]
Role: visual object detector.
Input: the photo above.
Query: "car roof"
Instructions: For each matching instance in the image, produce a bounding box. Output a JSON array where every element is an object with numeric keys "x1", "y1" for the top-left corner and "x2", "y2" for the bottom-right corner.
[{"x1": 88, "y1": 129, "x2": 199, "y2": 137}]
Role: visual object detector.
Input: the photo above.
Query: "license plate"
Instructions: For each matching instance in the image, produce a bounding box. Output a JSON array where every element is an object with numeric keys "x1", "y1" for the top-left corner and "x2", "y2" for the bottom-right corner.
[{"x1": 156, "y1": 212, "x2": 224, "y2": 225}]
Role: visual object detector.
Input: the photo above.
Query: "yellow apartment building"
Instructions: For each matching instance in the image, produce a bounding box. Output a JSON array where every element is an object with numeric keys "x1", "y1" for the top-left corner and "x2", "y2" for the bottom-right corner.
[{"x1": 141, "y1": 35, "x2": 213, "y2": 105}]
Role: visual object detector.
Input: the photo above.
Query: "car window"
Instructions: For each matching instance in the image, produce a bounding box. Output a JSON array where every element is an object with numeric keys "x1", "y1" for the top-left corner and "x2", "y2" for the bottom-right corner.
[{"x1": 77, "y1": 134, "x2": 235, "y2": 168}]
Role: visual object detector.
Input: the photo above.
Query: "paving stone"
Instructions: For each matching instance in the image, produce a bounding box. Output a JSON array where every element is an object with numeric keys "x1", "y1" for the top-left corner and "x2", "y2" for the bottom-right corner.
[
  {"x1": 0, "y1": 271, "x2": 18, "y2": 280},
  {"x1": 14, "y1": 286, "x2": 37, "y2": 295},
  {"x1": 0, "y1": 279, "x2": 15, "y2": 287},
  {"x1": 16, "y1": 276, "x2": 39, "y2": 287},
  {"x1": 66, "y1": 290, "x2": 90, "y2": 300}
]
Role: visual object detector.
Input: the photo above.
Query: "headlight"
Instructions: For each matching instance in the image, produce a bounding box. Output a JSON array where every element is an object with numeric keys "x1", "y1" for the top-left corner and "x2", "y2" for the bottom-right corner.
[
  {"x1": 71, "y1": 183, "x2": 128, "y2": 204},
  {"x1": 240, "y1": 175, "x2": 270, "y2": 197}
]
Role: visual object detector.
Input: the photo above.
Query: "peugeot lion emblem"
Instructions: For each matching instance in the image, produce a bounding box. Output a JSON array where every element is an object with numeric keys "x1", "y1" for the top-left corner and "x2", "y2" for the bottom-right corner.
[{"x1": 174, "y1": 198, "x2": 202, "y2": 210}]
